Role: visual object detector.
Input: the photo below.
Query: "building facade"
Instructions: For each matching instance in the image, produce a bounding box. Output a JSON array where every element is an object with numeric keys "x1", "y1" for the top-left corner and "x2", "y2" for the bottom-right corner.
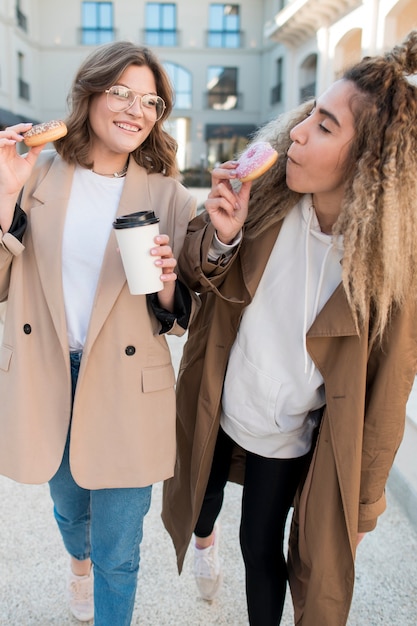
[{"x1": 0, "y1": 0, "x2": 416, "y2": 171}]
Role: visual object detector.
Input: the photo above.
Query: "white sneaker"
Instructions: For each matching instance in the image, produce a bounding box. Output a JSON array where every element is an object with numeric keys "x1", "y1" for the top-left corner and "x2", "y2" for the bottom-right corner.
[
  {"x1": 68, "y1": 567, "x2": 94, "y2": 622},
  {"x1": 193, "y1": 523, "x2": 223, "y2": 601}
]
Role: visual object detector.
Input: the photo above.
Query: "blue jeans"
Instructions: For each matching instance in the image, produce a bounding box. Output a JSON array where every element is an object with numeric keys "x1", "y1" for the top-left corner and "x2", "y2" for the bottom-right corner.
[{"x1": 49, "y1": 351, "x2": 152, "y2": 626}]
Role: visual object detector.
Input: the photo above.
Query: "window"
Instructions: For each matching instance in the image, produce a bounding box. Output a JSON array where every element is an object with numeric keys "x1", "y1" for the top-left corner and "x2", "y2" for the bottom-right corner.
[
  {"x1": 207, "y1": 66, "x2": 239, "y2": 110},
  {"x1": 18, "y1": 52, "x2": 30, "y2": 101},
  {"x1": 146, "y1": 3, "x2": 177, "y2": 46},
  {"x1": 299, "y1": 54, "x2": 317, "y2": 103},
  {"x1": 206, "y1": 123, "x2": 256, "y2": 168},
  {"x1": 271, "y1": 57, "x2": 283, "y2": 105},
  {"x1": 16, "y1": 0, "x2": 28, "y2": 32},
  {"x1": 208, "y1": 4, "x2": 240, "y2": 48},
  {"x1": 81, "y1": 2, "x2": 114, "y2": 45},
  {"x1": 164, "y1": 62, "x2": 192, "y2": 109}
]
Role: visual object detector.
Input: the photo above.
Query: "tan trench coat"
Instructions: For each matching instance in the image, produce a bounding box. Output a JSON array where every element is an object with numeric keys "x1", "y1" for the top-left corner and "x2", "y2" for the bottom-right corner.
[
  {"x1": 162, "y1": 211, "x2": 417, "y2": 625},
  {"x1": 0, "y1": 150, "x2": 196, "y2": 489}
]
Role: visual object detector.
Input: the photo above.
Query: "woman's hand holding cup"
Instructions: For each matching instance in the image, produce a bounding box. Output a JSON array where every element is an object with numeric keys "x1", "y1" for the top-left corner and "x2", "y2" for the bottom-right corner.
[{"x1": 151, "y1": 234, "x2": 177, "y2": 312}]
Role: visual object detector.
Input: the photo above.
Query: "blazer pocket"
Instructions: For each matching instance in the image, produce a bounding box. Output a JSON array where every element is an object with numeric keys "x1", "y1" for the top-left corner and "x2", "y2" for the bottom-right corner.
[
  {"x1": 142, "y1": 363, "x2": 176, "y2": 393},
  {"x1": 0, "y1": 345, "x2": 12, "y2": 371}
]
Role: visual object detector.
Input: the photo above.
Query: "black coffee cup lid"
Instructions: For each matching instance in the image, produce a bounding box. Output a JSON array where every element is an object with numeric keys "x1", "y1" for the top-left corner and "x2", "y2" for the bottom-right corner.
[{"x1": 113, "y1": 210, "x2": 159, "y2": 229}]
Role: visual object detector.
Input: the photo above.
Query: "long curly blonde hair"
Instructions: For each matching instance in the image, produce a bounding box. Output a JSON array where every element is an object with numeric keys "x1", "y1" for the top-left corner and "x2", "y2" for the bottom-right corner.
[{"x1": 245, "y1": 30, "x2": 417, "y2": 342}]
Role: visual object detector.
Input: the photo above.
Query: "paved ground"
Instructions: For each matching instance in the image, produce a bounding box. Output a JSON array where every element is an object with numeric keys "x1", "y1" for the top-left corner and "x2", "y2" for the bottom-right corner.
[{"x1": 0, "y1": 333, "x2": 416, "y2": 625}]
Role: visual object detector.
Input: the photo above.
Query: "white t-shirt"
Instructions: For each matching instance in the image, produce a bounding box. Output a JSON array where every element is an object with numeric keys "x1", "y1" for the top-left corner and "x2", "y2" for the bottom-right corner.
[
  {"x1": 220, "y1": 194, "x2": 344, "y2": 458},
  {"x1": 62, "y1": 167, "x2": 125, "y2": 350}
]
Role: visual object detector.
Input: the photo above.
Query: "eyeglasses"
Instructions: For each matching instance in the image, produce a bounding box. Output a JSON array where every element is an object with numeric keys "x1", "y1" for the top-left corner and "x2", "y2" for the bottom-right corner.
[{"x1": 105, "y1": 85, "x2": 166, "y2": 121}]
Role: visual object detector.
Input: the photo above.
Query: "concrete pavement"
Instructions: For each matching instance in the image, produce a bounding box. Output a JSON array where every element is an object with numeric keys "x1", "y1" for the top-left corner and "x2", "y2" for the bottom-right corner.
[{"x1": 0, "y1": 333, "x2": 416, "y2": 625}]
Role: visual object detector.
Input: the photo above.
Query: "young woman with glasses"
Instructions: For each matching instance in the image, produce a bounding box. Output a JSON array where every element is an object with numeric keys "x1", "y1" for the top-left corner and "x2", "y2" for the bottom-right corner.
[
  {"x1": 0, "y1": 41, "x2": 196, "y2": 624},
  {"x1": 163, "y1": 30, "x2": 417, "y2": 626}
]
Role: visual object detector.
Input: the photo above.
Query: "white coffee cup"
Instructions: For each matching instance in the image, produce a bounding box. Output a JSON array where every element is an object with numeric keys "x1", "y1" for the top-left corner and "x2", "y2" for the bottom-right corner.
[{"x1": 113, "y1": 211, "x2": 163, "y2": 295}]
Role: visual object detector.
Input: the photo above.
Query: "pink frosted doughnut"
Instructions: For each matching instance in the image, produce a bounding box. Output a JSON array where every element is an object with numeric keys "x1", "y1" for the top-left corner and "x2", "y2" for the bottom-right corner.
[{"x1": 235, "y1": 141, "x2": 278, "y2": 182}]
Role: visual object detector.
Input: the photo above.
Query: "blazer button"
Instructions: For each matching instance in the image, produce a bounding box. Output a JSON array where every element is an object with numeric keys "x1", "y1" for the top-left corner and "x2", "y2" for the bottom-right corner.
[
  {"x1": 125, "y1": 345, "x2": 136, "y2": 356},
  {"x1": 23, "y1": 324, "x2": 32, "y2": 334}
]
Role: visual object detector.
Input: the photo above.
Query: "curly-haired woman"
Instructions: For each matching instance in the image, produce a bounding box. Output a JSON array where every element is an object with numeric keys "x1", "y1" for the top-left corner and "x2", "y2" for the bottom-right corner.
[{"x1": 163, "y1": 30, "x2": 417, "y2": 626}]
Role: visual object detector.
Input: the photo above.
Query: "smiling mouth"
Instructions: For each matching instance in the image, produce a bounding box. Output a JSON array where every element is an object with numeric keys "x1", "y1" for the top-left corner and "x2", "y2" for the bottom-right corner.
[{"x1": 115, "y1": 122, "x2": 140, "y2": 132}]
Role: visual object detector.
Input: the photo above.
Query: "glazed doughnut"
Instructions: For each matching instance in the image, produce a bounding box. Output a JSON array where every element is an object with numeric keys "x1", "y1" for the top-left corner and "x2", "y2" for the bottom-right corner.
[
  {"x1": 235, "y1": 141, "x2": 278, "y2": 182},
  {"x1": 23, "y1": 120, "x2": 67, "y2": 147}
]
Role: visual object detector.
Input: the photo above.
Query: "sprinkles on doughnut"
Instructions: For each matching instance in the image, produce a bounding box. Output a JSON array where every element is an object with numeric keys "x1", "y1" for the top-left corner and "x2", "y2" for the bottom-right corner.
[
  {"x1": 23, "y1": 120, "x2": 68, "y2": 147},
  {"x1": 235, "y1": 141, "x2": 278, "y2": 182}
]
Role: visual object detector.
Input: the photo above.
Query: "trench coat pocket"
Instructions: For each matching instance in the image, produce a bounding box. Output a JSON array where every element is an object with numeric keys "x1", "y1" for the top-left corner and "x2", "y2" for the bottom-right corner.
[
  {"x1": 0, "y1": 345, "x2": 12, "y2": 371},
  {"x1": 142, "y1": 363, "x2": 176, "y2": 393}
]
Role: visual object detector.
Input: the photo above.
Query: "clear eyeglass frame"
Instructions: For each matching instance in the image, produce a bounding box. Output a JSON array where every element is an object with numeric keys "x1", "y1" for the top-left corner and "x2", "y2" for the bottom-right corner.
[{"x1": 105, "y1": 85, "x2": 166, "y2": 121}]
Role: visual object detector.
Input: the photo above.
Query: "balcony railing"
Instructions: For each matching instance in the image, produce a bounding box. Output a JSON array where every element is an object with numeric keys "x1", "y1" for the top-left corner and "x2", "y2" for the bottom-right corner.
[
  {"x1": 206, "y1": 30, "x2": 244, "y2": 48},
  {"x1": 78, "y1": 27, "x2": 116, "y2": 45},
  {"x1": 144, "y1": 28, "x2": 179, "y2": 46},
  {"x1": 265, "y1": 0, "x2": 362, "y2": 45}
]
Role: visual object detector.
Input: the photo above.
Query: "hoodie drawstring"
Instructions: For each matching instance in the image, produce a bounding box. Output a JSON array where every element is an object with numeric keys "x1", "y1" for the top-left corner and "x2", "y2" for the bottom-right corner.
[{"x1": 303, "y1": 206, "x2": 333, "y2": 383}]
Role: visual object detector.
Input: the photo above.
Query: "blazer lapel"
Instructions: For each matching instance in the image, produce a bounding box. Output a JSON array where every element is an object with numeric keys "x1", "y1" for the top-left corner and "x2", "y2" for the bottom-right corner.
[{"x1": 30, "y1": 154, "x2": 74, "y2": 355}]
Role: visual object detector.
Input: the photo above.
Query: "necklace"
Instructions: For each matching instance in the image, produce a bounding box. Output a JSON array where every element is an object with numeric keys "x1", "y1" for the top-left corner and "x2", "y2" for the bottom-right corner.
[
  {"x1": 113, "y1": 163, "x2": 128, "y2": 178},
  {"x1": 92, "y1": 161, "x2": 128, "y2": 178}
]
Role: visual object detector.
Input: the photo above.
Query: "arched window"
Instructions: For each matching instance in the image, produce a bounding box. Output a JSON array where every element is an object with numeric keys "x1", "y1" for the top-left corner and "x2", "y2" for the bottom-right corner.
[
  {"x1": 164, "y1": 62, "x2": 192, "y2": 110},
  {"x1": 334, "y1": 30, "x2": 362, "y2": 79},
  {"x1": 299, "y1": 53, "x2": 317, "y2": 103}
]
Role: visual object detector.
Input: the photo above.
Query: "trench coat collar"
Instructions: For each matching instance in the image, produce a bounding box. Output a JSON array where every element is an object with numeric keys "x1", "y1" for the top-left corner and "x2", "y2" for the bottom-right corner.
[
  {"x1": 29, "y1": 154, "x2": 152, "y2": 356},
  {"x1": 308, "y1": 283, "x2": 358, "y2": 338},
  {"x1": 239, "y1": 216, "x2": 358, "y2": 340}
]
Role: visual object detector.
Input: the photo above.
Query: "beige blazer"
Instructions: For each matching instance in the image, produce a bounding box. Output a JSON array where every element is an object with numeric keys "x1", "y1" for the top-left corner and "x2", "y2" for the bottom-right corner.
[{"x1": 0, "y1": 151, "x2": 196, "y2": 489}]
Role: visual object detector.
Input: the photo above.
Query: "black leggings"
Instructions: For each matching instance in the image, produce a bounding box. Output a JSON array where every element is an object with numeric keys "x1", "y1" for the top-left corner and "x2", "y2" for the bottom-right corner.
[{"x1": 194, "y1": 427, "x2": 310, "y2": 626}]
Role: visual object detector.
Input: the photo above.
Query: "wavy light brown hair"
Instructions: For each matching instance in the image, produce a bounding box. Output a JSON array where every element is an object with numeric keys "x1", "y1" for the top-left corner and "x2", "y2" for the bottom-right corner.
[
  {"x1": 245, "y1": 30, "x2": 417, "y2": 341},
  {"x1": 55, "y1": 41, "x2": 179, "y2": 177}
]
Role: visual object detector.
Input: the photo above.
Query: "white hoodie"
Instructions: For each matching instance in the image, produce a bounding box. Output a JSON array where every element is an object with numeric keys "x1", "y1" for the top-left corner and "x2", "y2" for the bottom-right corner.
[{"x1": 220, "y1": 194, "x2": 344, "y2": 458}]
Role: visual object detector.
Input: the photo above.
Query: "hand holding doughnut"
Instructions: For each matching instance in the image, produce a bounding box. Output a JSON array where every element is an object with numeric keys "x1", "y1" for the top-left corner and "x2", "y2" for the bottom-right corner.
[
  {"x1": 0, "y1": 121, "x2": 66, "y2": 196},
  {"x1": 0, "y1": 121, "x2": 65, "y2": 232},
  {"x1": 205, "y1": 161, "x2": 252, "y2": 245},
  {"x1": 204, "y1": 143, "x2": 279, "y2": 245},
  {"x1": 22, "y1": 120, "x2": 67, "y2": 147},
  {"x1": 235, "y1": 141, "x2": 278, "y2": 182}
]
